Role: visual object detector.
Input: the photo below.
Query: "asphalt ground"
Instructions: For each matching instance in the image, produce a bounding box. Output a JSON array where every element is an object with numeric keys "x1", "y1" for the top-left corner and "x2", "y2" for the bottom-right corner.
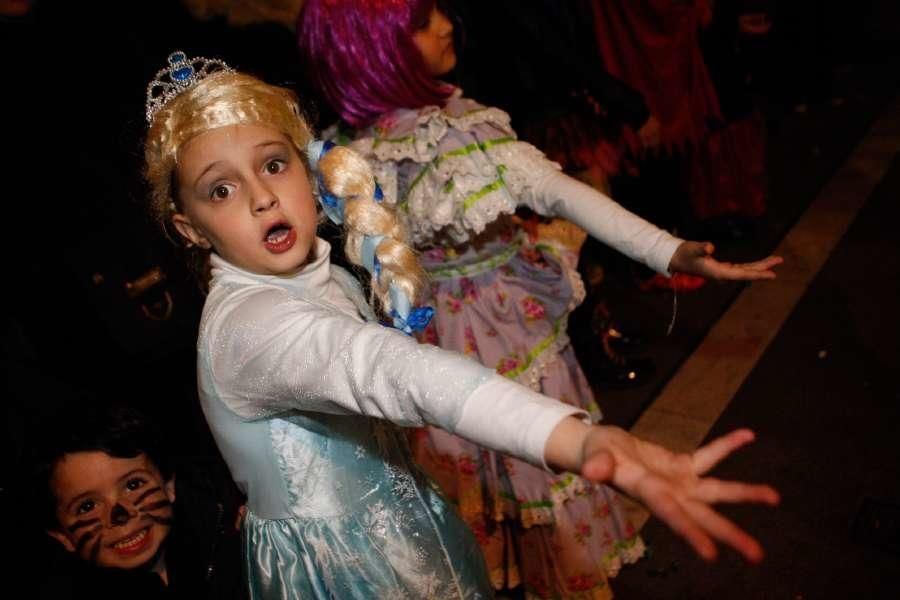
[{"x1": 612, "y1": 145, "x2": 900, "y2": 600}]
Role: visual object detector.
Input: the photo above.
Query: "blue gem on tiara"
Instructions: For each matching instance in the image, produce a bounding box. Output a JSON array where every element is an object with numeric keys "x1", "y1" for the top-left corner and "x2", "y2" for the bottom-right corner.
[
  {"x1": 172, "y1": 67, "x2": 194, "y2": 82},
  {"x1": 145, "y1": 50, "x2": 233, "y2": 123}
]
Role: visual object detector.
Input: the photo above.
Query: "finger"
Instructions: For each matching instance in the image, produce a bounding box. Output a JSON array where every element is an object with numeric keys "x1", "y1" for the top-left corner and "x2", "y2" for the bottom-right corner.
[
  {"x1": 688, "y1": 241, "x2": 714, "y2": 258},
  {"x1": 713, "y1": 264, "x2": 777, "y2": 281},
  {"x1": 692, "y1": 429, "x2": 755, "y2": 474},
  {"x1": 684, "y1": 501, "x2": 764, "y2": 563},
  {"x1": 739, "y1": 268, "x2": 777, "y2": 280},
  {"x1": 641, "y1": 484, "x2": 718, "y2": 561},
  {"x1": 582, "y1": 450, "x2": 615, "y2": 482},
  {"x1": 694, "y1": 478, "x2": 781, "y2": 505},
  {"x1": 737, "y1": 256, "x2": 783, "y2": 272}
]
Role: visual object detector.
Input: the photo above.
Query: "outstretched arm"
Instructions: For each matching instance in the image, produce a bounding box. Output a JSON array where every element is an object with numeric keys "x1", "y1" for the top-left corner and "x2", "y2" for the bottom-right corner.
[
  {"x1": 521, "y1": 167, "x2": 782, "y2": 280},
  {"x1": 545, "y1": 417, "x2": 780, "y2": 563}
]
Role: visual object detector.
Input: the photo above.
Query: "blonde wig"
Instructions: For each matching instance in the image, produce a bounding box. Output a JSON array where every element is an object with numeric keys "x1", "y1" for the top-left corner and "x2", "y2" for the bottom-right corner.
[{"x1": 144, "y1": 70, "x2": 425, "y2": 313}]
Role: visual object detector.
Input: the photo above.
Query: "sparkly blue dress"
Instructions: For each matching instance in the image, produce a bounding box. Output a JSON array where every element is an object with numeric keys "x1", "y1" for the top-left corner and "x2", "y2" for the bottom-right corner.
[{"x1": 196, "y1": 240, "x2": 578, "y2": 599}]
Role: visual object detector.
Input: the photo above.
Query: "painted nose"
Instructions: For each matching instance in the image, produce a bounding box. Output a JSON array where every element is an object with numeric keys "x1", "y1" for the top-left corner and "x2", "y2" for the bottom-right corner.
[{"x1": 110, "y1": 503, "x2": 135, "y2": 526}]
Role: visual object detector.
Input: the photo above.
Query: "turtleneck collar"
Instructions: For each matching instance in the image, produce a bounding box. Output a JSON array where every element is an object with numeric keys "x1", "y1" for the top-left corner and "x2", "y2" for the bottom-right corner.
[{"x1": 209, "y1": 237, "x2": 334, "y2": 299}]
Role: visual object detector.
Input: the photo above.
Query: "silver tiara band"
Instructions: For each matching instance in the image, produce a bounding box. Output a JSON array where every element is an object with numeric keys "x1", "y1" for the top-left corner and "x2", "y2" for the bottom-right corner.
[{"x1": 145, "y1": 51, "x2": 233, "y2": 123}]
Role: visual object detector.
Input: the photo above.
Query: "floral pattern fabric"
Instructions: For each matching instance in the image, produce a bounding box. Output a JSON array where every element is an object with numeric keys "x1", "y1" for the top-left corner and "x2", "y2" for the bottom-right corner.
[
  {"x1": 340, "y1": 95, "x2": 646, "y2": 599},
  {"x1": 412, "y1": 224, "x2": 644, "y2": 598}
]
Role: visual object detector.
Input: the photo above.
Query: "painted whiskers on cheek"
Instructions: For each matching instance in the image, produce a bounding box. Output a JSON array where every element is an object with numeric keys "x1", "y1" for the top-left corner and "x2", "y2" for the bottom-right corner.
[
  {"x1": 135, "y1": 485, "x2": 174, "y2": 526},
  {"x1": 69, "y1": 519, "x2": 103, "y2": 558}
]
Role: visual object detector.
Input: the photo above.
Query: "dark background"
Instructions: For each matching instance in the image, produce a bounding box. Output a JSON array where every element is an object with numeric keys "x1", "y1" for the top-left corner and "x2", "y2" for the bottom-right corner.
[{"x1": 2, "y1": 1, "x2": 898, "y2": 597}]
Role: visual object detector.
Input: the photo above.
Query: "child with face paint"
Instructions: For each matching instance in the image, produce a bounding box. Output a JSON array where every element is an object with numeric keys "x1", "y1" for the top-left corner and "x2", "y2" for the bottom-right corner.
[
  {"x1": 142, "y1": 51, "x2": 778, "y2": 599},
  {"x1": 32, "y1": 404, "x2": 246, "y2": 600},
  {"x1": 297, "y1": 1, "x2": 783, "y2": 597}
]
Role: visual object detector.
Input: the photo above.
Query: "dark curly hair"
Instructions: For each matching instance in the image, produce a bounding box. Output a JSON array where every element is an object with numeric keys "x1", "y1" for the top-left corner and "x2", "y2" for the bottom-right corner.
[{"x1": 28, "y1": 403, "x2": 173, "y2": 531}]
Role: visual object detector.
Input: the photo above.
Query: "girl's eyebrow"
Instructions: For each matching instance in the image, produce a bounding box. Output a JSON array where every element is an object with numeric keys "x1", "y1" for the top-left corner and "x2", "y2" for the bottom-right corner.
[
  {"x1": 255, "y1": 140, "x2": 288, "y2": 150},
  {"x1": 194, "y1": 141, "x2": 287, "y2": 186},
  {"x1": 196, "y1": 160, "x2": 225, "y2": 184},
  {"x1": 116, "y1": 469, "x2": 153, "y2": 484}
]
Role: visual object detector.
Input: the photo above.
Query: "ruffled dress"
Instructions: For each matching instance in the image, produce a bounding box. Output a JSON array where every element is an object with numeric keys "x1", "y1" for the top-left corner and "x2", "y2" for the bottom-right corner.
[{"x1": 340, "y1": 92, "x2": 646, "y2": 599}]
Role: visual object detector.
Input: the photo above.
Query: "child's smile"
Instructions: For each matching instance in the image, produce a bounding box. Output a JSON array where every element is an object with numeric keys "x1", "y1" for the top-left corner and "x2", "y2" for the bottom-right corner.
[
  {"x1": 109, "y1": 525, "x2": 154, "y2": 556},
  {"x1": 173, "y1": 124, "x2": 319, "y2": 277}
]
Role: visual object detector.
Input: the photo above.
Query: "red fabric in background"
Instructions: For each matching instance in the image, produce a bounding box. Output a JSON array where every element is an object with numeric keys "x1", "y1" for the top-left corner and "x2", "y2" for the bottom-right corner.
[
  {"x1": 592, "y1": 0, "x2": 767, "y2": 219},
  {"x1": 591, "y1": 0, "x2": 721, "y2": 152},
  {"x1": 688, "y1": 114, "x2": 767, "y2": 220}
]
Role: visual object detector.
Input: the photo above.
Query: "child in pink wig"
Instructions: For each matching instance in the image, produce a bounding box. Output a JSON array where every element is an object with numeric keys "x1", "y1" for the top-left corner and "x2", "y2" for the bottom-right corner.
[{"x1": 299, "y1": 2, "x2": 782, "y2": 598}]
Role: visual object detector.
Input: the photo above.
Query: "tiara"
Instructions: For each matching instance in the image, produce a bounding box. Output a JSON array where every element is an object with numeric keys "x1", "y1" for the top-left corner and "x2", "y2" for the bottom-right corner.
[{"x1": 145, "y1": 51, "x2": 233, "y2": 123}]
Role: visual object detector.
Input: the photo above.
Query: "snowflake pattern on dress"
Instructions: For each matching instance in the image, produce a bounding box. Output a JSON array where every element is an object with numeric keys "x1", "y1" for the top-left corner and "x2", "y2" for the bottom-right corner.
[{"x1": 385, "y1": 463, "x2": 419, "y2": 500}]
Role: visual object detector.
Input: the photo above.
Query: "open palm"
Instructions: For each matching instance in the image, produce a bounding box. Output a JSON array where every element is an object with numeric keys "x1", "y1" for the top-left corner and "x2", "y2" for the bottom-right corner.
[
  {"x1": 579, "y1": 427, "x2": 780, "y2": 562},
  {"x1": 669, "y1": 241, "x2": 783, "y2": 281}
]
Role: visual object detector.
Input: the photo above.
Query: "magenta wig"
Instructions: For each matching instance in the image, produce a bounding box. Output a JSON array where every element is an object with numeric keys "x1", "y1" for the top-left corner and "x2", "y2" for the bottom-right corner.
[{"x1": 298, "y1": 0, "x2": 454, "y2": 127}]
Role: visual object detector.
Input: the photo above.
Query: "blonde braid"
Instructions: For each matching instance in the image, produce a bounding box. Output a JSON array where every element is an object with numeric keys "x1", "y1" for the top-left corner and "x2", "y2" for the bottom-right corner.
[{"x1": 317, "y1": 146, "x2": 427, "y2": 315}]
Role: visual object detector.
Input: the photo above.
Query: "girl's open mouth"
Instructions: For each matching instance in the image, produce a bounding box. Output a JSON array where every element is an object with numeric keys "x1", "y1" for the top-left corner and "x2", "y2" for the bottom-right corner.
[{"x1": 263, "y1": 223, "x2": 297, "y2": 254}]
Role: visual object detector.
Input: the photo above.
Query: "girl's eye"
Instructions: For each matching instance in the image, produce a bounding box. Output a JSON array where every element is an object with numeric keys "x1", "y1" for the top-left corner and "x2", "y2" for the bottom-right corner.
[
  {"x1": 125, "y1": 478, "x2": 146, "y2": 492},
  {"x1": 413, "y1": 12, "x2": 430, "y2": 31},
  {"x1": 265, "y1": 159, "x2": 286, "y2": 175},
  {"x1": 76, "y1": 500, "x2": 96, "y2": 515},
  {"x1": 210, "y1": 183, "x2": 234, "y2": 200}
]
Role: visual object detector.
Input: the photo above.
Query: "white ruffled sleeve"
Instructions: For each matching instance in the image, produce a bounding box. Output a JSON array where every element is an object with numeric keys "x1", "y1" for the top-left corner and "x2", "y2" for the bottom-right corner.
[
  {"x1": 348, "y1": 99, "x2": 537, "y2": 245},
  {"x1": 201, "y1": 287, "x2": 584, "y2": 467}
]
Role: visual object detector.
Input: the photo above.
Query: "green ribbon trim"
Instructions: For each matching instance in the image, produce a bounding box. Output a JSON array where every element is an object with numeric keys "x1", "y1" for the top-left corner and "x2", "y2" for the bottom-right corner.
[
  {"x1": 425, "y1": 236, "x2": 522, "y2": 280},
  {"x1": 462, "y1": 106, "x2": 491, "y2": 117},
  {"x1": 604, "y1": 537, "x2": 643, "y2": 561},
  {"x1": 497, "y1": 491, "x2": 553, "y2": 510},
  {"x1": 371, "y1": 126, "x2": 416, "y2": 149},
  {"x1": 549, "y1": 473, "x2": 576, "y2": 493},
  {"x1": 440, "y1": 136, "x2": 515, "y2": 164},
  {"x1": 462, "y1": 176, "x2": 506, "y2": 211},
  {"x1": 500, "y1": 315, "x2": 563, "y2": 380},
  {"x1": 399, "y1": 137, "x2": 515, "y2": 209}
]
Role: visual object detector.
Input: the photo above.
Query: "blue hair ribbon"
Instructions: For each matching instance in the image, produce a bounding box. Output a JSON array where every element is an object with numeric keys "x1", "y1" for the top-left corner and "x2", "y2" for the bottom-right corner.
[
  {"x1": 307, "y1": 140, "x2": 345, "y2": 225},
  {"x1": 389, "y1": 284, "x2": 434, "y2": 335},
  {"x1": 307, "y1": 139, "x2": 433, "y2": 336},
  {"x1": 361, "y1": 234, "x2": 384, "y2": 279}
]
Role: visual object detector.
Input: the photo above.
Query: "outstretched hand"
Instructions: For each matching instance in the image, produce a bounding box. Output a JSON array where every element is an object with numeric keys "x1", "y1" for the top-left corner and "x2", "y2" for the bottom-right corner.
[
  {"x1": 669, "y1": 241, "x2": 783, "y2": 281},
  {"x1": 579, "y1": 427, "x2": 779, "y2": 563}
]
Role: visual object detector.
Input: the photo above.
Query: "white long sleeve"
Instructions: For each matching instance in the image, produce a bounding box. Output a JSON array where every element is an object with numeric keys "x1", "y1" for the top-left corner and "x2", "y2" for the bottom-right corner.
[
  {"x1": 200, "y1": 268, "x2": 584, "y2": 468},
  {"x1": 520, "y1": 168, "x2": 684, "y2": 275},
  {"x1": 458, "y1": 377, "x2": 589, "y2": 470}
]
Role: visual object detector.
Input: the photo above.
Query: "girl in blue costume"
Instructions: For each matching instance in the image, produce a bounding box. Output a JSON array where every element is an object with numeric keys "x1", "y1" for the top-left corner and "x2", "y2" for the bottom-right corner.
[
  {"x1": 298, "y1": 1, "x2": 783, "y2": 597},
  {"x1": 142, "y1": 51, "x2": 778, "y2": 599}
]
